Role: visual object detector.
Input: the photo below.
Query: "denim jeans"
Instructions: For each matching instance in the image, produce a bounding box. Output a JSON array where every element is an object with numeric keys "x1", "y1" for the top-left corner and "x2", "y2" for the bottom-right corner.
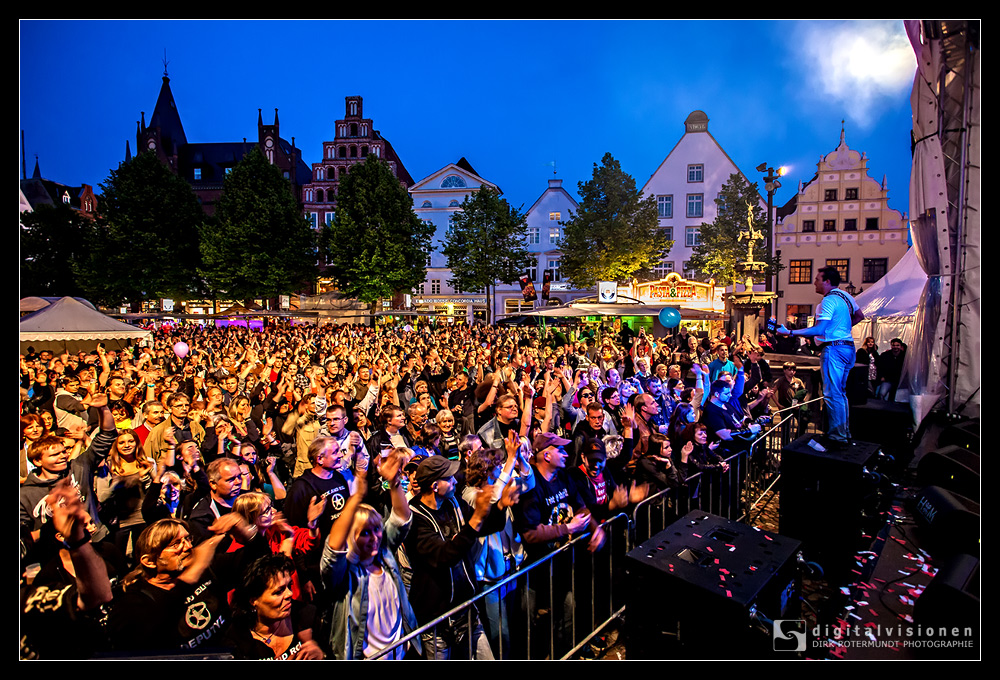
[{"x1": 822, "y1": 344, "x2": 855, "y2": 442}]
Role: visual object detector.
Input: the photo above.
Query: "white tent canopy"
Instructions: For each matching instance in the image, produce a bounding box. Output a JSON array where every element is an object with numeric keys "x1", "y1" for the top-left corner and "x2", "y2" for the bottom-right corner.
[
  {"x1": 851, "y1": 246, "x2": 925, "y2": 350},
  {"x1": 20, "y1": 296, "x2": 152, "y2": 354}
]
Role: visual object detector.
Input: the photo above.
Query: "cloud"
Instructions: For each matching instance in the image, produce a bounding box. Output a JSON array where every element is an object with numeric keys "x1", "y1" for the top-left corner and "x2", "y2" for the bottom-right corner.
[{"x1": 794, "y1": 20, "x2": 915, "y2": 128}]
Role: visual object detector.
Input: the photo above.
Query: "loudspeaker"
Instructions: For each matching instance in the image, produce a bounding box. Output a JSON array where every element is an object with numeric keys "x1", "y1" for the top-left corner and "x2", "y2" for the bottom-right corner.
[
  {"x1": 625, "y1": 511, "x2": 801, "y2": 659},
  {"x1": 848, "y1": 398, "x2": 913, "y2": 461},
  {"x1": 916, "y1": 445, "x2": 980, "y2": 501},
  {"x1": 779, "y1": 435, "x2": 884, "y2": 576},
  {"x1": 937, "y1": 419, "x2": 980, "y2": 454},
  {"x1": 913, "y1": 486, "x2": 980, "y2": 558},
  {"x1": 912, "y1": 553, "x2": 980, "y2": 659}
]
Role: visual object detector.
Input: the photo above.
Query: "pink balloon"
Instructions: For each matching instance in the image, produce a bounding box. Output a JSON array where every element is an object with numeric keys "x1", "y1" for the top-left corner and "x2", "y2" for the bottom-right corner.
[{"x1": 173, "y1": 341, "x2": 189, "y2": 358}]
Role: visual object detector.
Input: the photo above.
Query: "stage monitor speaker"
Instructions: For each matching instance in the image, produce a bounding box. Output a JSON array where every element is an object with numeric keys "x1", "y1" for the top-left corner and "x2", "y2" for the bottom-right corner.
[
  {"x1": 779, "y1": 435, "x2": 883, "y2": 574},
  {"x1": 912, "y1": 553, "x2": 979, "y2": 658},
  {"x1": 848, "y1": 398, "x2": 913, "y2": 460},
  {"x1": 626, "y1": 511, "x2": 801, "y2": 659},
  {"x1": 937, "y1": 419, "x2": 980, "y2": 454},
  {"x1": 916, "y1": 445, "x2": 980, "y2": 501},
  {"x1": 913, "y1": 486, "x2": 980, "y2": 558}
]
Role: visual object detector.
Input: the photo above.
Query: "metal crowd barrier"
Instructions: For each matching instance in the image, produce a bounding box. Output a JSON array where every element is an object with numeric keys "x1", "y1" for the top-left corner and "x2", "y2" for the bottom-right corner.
[{"x1": 367, "y1": 403, "x2": 829, "y2": 660}]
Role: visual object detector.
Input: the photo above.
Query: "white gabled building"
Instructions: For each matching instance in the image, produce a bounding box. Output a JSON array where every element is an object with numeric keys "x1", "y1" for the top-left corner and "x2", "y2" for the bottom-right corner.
[
  {"x1": 408, "y1": 157, "x2": 499, "y2": 320},
  {"x1": 641, "y1": 110, "x2": 766, "y2": 283},
  {"x1": 494, "y1": 176, "x2": 592, "y2": 320}
]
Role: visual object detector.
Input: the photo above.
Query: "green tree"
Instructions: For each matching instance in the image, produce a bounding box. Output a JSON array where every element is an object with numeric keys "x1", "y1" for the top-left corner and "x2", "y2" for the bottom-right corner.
[
  {"x1": 558, "y1": 152, "x2": 671, "y2": 288},
  {"x1": 78, "y1": 152, "x2": 204, "y2": 308},
  {"x1": 201, "y1": 148, "x2": 317, "y2": 301},
  {"x1": 688, "y1": 173, "x2": 777, "y2": 288},
  {"x1": 441, "y1": 187, "x2": 534, "y2": 325},
  {"x1": 20, "y1": 203, "x2": 92, "y2": 297},
  {"x1": 321, "y1": 156, "x2": 434, "y2": 313}
]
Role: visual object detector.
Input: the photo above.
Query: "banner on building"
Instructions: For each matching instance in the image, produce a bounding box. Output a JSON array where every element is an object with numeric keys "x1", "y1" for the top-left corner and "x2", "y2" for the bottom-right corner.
[
  {"x1": 599, "y1": 281, "x2": 618, "y2": 303},
  {"x1": 519, "y1": 276, "x2": 538, "y2": 303},
  {"x1": 541, "y1": 271, "x2": 552, "y2": 301}
]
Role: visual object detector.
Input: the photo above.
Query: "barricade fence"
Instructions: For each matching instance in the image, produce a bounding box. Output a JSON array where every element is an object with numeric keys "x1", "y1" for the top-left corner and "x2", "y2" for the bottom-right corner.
[{"x1": 367, "y1": 402, "x2": 824, "y2": 660}]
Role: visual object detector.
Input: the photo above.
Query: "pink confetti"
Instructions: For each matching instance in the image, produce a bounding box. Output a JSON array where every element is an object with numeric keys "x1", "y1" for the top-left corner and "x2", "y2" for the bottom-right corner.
[
  {"x1": 692, "y1": 533, "x2": 702, "y2": 538},
  {"x1": 725, "y1": 590, "x2": 732, "y2": 598},
  {"x1": 869, "y1": 609, "x2": 878, "y2": 617},
  {"x1": 764, "y1": 535, "x2": 773, "y2": 541}
]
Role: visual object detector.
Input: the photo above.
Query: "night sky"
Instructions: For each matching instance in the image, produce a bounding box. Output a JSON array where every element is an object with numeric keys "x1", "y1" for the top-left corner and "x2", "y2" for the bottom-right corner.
[{"x1": 19, "y1": 20, "x2": 917, "y2": 216}]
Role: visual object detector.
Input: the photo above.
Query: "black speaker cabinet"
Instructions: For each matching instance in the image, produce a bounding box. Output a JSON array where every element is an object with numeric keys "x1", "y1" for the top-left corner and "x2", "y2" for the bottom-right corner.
[
  {"x1": 916, "y1": 445, "x2": 980, "y2": 501},
  {"x1": 848, "y1": 398, "x2": 913, "y2": 460},
  {"x1": 937, "y1": 419, "x2": 980, "y2": 453},
  {"x1": 912, "y1": 553, "x2": 980, "y2": 659},
  {"x1": 913, "y1": 486, "x2": 980, "y2": 558},
  {"x1": 626, "y1": 511, "x2": 801, "y2": 659},
  {"x1": 780, "y1": 435, "x2": 883, "y2": 575}
]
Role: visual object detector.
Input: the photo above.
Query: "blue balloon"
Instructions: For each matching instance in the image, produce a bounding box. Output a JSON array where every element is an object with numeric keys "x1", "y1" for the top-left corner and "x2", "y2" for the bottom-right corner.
[{"x1": 658, "y1": 307, "x2": 681, "y2": 328}]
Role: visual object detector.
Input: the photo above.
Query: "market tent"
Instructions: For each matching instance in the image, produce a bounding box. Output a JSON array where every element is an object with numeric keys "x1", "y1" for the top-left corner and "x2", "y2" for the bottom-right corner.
[
  {"x1": 851, "y1": 247, "x2": 925, "y2": 350},
  {"x1": 19, "y1": 296, "x2": 152, "y2": 355}
]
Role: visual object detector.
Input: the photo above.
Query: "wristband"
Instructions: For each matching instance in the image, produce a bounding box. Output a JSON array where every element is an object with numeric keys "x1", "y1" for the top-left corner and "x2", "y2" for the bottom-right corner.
[{"x1": 61, "y1": 533, "x2": 91, "y2": 551}]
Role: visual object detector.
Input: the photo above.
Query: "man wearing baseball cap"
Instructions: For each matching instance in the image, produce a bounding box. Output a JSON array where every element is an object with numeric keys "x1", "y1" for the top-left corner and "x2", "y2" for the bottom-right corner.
[{"x1": 405, "y1": 455, "x2": 510, "y2": 659}]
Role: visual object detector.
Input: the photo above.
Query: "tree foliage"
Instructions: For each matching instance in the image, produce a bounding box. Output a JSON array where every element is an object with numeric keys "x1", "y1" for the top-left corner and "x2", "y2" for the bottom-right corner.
[
  {"x1": 77, "y1": 152, "x2": 204, "y2": 307},
  {"x1": 558, "y1": 152, "x2": 671, "y2": 288},
  {"x1": 20, "y1": 203, "x2": 93, "y2": 298},
  {"x1": 321, "y1": 156, "x2": 433, "y2": 309},
  {"x1": 201, "y1": 148, "x2": 317, "y2": 299},
  {"x1": 688, "y1": 173, "x2": 777, "y2": 287},
  {"x1": 441, "y1": 187, "x2": 534, "y2": 323}
]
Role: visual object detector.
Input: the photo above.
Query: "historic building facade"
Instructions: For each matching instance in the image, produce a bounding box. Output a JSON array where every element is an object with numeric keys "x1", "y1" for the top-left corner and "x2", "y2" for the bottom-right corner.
[
  {"x1": 494, "y1": 176, "x2": 592, "y2": 319},
  {"x1": 774, "y1": 128, "x2": 908, "y2": 328},
  {"x1": 641, "y1": 110, "x2": 766, "y2": 283},
  {"x1": 407, "y1": 158, "x2": 498, "y2": 319},
  {"x1": 134, "y1": 73, "x2": 311, "y2": 216},
  {"x1": 301, "y1": 96, "x2": 415, "y2": 290}
]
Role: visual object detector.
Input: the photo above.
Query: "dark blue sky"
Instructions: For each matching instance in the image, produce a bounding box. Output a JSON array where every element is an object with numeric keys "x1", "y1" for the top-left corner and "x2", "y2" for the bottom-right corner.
[{"x1": 20, "y1": 19, "x2": 917, "y2": 215}]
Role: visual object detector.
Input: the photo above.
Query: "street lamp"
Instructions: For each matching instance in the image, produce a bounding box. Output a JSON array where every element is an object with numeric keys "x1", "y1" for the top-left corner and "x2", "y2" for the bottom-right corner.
[{"x1": 756, "y1": 162, "x2": 786, "y2": 299}]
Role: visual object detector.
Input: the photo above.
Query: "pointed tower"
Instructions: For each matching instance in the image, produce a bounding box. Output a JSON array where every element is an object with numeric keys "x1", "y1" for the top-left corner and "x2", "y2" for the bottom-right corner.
[{"x1": 137, "y1": 70, "x2": 186, "y2": 172}]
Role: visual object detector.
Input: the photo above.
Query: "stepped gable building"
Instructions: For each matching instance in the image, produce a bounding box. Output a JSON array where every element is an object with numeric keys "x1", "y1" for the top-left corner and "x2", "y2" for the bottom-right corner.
[
  {"x1": 133, "y1": 71, "x2": 311, "y2": 215},
  {"x1": 774, "y1": 126, "x2": 908, "y2": 328},
  {"x1": 641, "y1": 110, "x2": 766, "y2": 283},
  {"x1": 302, "y1": 95, "x2": 414, "y2": 232}
]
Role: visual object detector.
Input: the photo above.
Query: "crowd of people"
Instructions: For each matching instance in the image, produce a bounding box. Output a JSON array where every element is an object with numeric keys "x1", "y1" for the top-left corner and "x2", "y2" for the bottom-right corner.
[{"x1": 19, "y1": 315, "x2": 883, "y2": 659}]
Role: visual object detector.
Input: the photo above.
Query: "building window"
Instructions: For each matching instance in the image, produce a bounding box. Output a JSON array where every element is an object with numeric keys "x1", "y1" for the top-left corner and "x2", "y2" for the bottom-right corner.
[
  {"x1": 661, "y1": 226, "x2": 673, "y2": 241},
  {"x1": 687, "y1": 164, "x2": 704, "y2": 182},
  {"x1": 549, "y1": 227, "x2": 560, "y2": 244},
  {"x1": 826, "y1": 259, "x2": 849, "y2": 283},
  {"x1": 526, "y1": 263, "x2": 538, "y2": 282},
  {"x1": 843, "y1": 218, "x2": 857, "y2": 231},
  {"x1": 449, "y1": 200, "x2": 460, "y2": 207},
  {"x1": 325, "y1": 212, "x2": 335, "y2": 226},
  {"x1": 527, "y1": 227, "x2": 540, "y2": 245},
  {"x1": 653, "y1": 259, "x2": 675, "y2": 279},
  {"x1": 421, "y1": 200, "x2": 432, "y2": 208},
  {"x1": 547, "y1": 259, "x2": 561, "y2": 282},
  {"x1": 316, "y1": 168, "x2": 324, "y2": 181},
  {"x1": 549, "y1": 211, "x2": 561, "y2": 221},
  {"x1": 441, "y1": 175, "x2": 466, "y2": 188},
  {"x1": 685, "y1": 226, "x2": 701, "y2": 247},
  {"x1": 802, "y1": 220, "x2": 815, "y2": 233},
  {"x1": 787, "y1": 304, "x2": 812, "y2": 328},
  {"x1": 683, "y1": 261, "x2": 695, "y2": 279},
  {"x1": 845, "y1": 188, "x2": 858, "y2": 200},
  {"x1": 865, "y1": 218, "x2": 879, "y2": 231},
  {"x1": 305, "y1": 189, "x2": 314, "y2": 202},
  {"x1": 431, "y1": 280, "x2": 441, "y2": 295},
  {"x1": 307, "y1": 213, "x2": 317, "y2": 229},
  {"x1": 224, "y1": 168, "x2": 233, "y2": 176},
  {"x1": 657, "y1": 195, "x2": 673, "y2": 218},
  {"x1": 193, "y1": 168, "x2": 202, "y2": 181},
  {"x1": 789, "y1": 260, "x2": 812, "y2": 284},
  {"x1": 863, "y1": 258, "x2": 888, "y2": 283},
  {"x1": 824, "y1": 189, "x2": 838, "y2": 201},
  {"x1": 686, "y1": 194, "x2": 703, "y2": 218},
  {"x1": 823, "y1": 220, "x2": 837, "y2": 232}
]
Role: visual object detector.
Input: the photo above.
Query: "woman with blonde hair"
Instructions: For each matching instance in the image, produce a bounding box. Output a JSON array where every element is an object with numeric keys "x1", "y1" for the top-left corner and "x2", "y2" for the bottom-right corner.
[{"x1": 320, "y1": 453, "x2": 417, "y2": 659}]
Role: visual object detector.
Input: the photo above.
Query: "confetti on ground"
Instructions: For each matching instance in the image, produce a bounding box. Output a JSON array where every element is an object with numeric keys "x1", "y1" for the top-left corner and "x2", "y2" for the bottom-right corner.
[
  {"x1": 840, "y1": 587, "x2": 852, "y2": 596},
  {"x1": 692, "y1": 533, "x2": 702, "y2": 538},
  {"x1": 725, "y1": 590, "x2": 732, "y2": 598},
  {"x1": 869, "y1": 609, "x2": 879, "y2": 617}
]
